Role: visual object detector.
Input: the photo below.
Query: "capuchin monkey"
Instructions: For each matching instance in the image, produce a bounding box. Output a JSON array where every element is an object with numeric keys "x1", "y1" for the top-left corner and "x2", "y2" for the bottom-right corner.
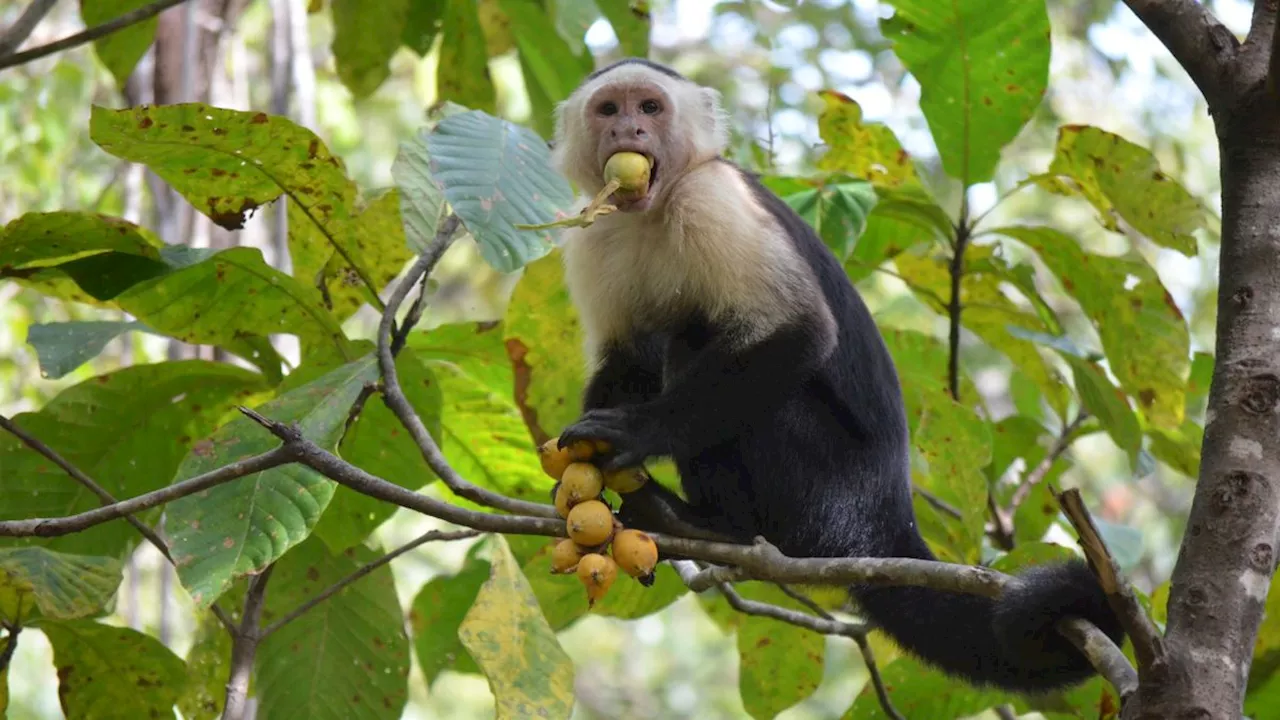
[{"x1": 550, "y1": 58, "x2": 1125, "y2": 694}]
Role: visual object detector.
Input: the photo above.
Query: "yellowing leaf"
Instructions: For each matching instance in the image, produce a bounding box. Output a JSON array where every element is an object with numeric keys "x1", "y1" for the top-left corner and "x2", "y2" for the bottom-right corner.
[
  {"x1": 0, "y1": 548, "x2": 122, "y2": 622},
  {"x1": 817, "y1": 92, "x2": 923, "y2": 190}
]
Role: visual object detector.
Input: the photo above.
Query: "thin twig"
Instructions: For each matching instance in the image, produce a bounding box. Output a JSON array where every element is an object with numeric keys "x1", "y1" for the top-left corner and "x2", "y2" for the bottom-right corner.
[
  {"x1": 775, "y1": 583, "x2": 835, "y2": 620},
  {"x1": 0, "y1": 414, "x2": 240, "y2": 632},
  {"x1": 0, "y1": 0, "x2": 190, "y2": 71},
  {"x1": 1118, "y1": 0, "x2": 1237, "y2": 104},
  {"x1": 947, "y1": 216, "x2": 970, "y2": 401},
  {"x1": 853, "y1": 633, "x2": 905, "y2": 720},
  {"x1": 913, "y1": 483, "x2": 963, "y2": 519},
  {"x1": 1008, "y1": 412, "x2": 1089, "y2": 513},
  {"x1": 223, "y1": 565, "x2": 274, "y2": 720},
  {"x1": 0, "y1": 0, "x2": 59, "y2": 56},
  {"x1": 374, "y1": 216, "x2": 556, "y2": 519},
  {"x1": 258, "y1": 528, "x2": 479, "y2": 638},
  {"x1": 1057, "y1": 487, "x2": 1165, "y2": 671}
]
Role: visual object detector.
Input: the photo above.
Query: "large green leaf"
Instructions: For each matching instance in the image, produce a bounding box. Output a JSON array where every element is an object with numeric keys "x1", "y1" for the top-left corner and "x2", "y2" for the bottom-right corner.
[
  {"x1": 331, "y1": 0, "x2": 410, "y2": 98},
  {"x1": 42, "y1": 619, "x2": 187, "y2": 719},
  {"x1": 410, "y1": 549, "x2": 488, "y2": 684},
  {"x1": 880, "y1": 0, "x2": 1050, "y2": 185},
  {"x1": 1065, "y1": 355, "x2": 1142, "y2": 457},
  {"x1": 880, "y1": 327, "x2": 980, "y2": 405},
  {"x1": 816, "y1": 92, "x2": 924, "y2": 190},
  {"x1": 437, "y1": 0, "x2": 497, "y2": 113},
  {"x1": 733, "y1": 585, "x2": 825, "y2": 720},
  {"x1": 81, "y1": 0, "x2": 160, "y2": 88},
  {"x1": 426, "y1": 110, "x2": 576, "y2": 272},
  {"x1": 0, "y1": 548, "x2": 122, "y2": 623},
  {"x1": 458, "y1": 535, "x2": 575, "y2": 719},
  {"x1": 314, "y1": 350, "x2": 443, "y2": 551},
  {"x1": 499, "y1": 0, "x2": 591, "y2": 107},
  {"x1": 502, "y1": 250, "x2": 586, "y2": 441},
  {"x1": 113, "y1": 246, "x2": 350, "y2": 358},
  {"x1": 402, "y1": 0, "x2": 447, "y2": 55},
  {"x1": 256, "y1": 537, "x2": 411, "y2": 720},
  {"x1": 392, "y1": 129, "x2": 448, "y2": 253},
  {"x1": 90, "y1": 104, "x2": 351, "y2": 232},
  {"x1": 596, "y1": 0, "x2": 650, "y2": 57},
  {"x1": 0, "y1": 361, "x2": 266, "y2": 558},
  {"x1": 995, "y1": 226, "x2": 1190, "y2": 428},
  {"x1": 0, "y1": 211, "x2": 162, "y2": 270},
  {"x1": 1043, "y1": 125, "x2": 1208, "y2": 256},
  {"x1": 166, "y1": 356, "x2": 379, "y2": 607}
]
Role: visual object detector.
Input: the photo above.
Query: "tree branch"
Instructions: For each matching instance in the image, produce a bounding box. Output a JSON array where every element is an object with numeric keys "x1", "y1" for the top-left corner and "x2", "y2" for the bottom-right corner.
[
  {"x1": 0, "y1": 625, "x2": 20, "y2": 673},
  {"x1": 258, "y1": 528, "x2": 479, "y2": 638},
  {"x1": 374, "y1": 216, "x2": 556, "y2": 519},
  {"x1": 1058, "y1": 488, "x2": 1165, "y2": 671},
  {"x1": 1057, "y1": 617, "x2": 1140, "y2": 698},
  {"x1": 0, "y1": 0, "x2": 59, "y2": 56},
  {"x1": 223, "y1": 565, "x2": 274, "y2": 720},
  {"x1": 1119, "y1": 0, "x2": 1238, "y2": 104},
  {"x1": 0, "y1": 0, "x2": 190, "y2": 71},
  {"x1": 947, "y1": 220, "x2": 971, "y2": 402},
  {"x1": 1008, "y1": 412, "x2": 1089, "y2": 513},
  {"x1": 0, "y1": 444, "x2": 296, "y2": 538}
]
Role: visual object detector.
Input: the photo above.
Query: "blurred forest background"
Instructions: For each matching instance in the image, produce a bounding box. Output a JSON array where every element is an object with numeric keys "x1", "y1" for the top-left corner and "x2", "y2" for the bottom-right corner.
[{"x1": 0, "y1": 0, "x2": 1240, "y2": 717}]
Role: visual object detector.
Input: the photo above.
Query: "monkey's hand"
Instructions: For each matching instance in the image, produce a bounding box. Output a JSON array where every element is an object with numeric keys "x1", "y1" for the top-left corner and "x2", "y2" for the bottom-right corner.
[{"x1": 558, "y1": 406, "x2": 669, "y2": 470}]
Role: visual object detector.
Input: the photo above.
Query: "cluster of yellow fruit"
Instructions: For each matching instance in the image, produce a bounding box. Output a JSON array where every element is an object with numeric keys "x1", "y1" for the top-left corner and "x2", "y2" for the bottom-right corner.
[{"x1": 537, "y1": 436, "x2": 659, "y2": 607}]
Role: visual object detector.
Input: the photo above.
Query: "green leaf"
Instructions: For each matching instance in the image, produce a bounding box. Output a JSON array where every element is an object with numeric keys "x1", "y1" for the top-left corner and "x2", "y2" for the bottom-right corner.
[
  {"x1": 816, "y1": 92, "x2": 924, "y2": 189},
  {"x1": 90, "y1": 104, "x2": 351, "y2": 232},
  {"x1": 844, "y1": 188, "x2": 951, "y2": 283},
  {"x1": 1147, "y1": 420, "x2": 1203, "y2": 478},
  {"x1": 166, "y1": 356, "x2": 379, "y2": 608},
  {"x1": 331, "y1": 0, "x2": 410, "y2": 98},
  {"x1": 772, "y1": 177, "x2": 877, "y2": 261},
  {"x1": 402, "y1": 0, "x2": 447, "y2": 55},
  {"x1": 1065, "y1": 354, "x2": 1142, "y2": 456},
  {"x1": 257, "y1": 537, "x2": 412, "y2": 720},
  {"x1": 81, "y1": 0, "x2": 160, "y2": 88},
  {"x1": 176, "y1": 610, "x2": 232, "y2": 720},
  {"x1": 437, "y1": 0, "x2": 497, "y2": 113},
  {"x1": 457, "y1": 535, "x2": 575, "y2": 719},
  {"x1": 1187, "y1": 351, "x2": 1213, "y2": 416},
  {"x1": 502, "y1": 249, "x2": 586, "y2": 441},
  {"x1": 0, "y1": 548, "x2": 122, "y2": 622},
  {"x1": 733, "y1": 585, "x2": 824, "y2": 719},
  {"x1": 880, "y1": 0, "x2": 1050, "y2": 185},
  {"x1": 0, "y1": 361, "x2": 267, "y2": 558},
  {"x1": 1044, "y1": 125, "x2": 1207, "y2": 256},
  {"x1": 596, "y1": 0, "x2": 650, "y2": 57},
  {"x1": 846, "y1": 654, "x2": 1009, "y2": 718},
  {"x1": 989, "y1": 541, "x2": 1078, "y2": 573},
  {"x1": 499, "y1": 0, "x2": 592, "y2": 106},
  {"x1": 880, "y1": 327, "x2": 979, "y2": 404},
  {"x1": 995, "y1": 225, "x2": 1190, "y2": 428},
  {"x1": 0, "y1": 211, "x2": 162, "y2": 270},
  {"x1": 25, "y1": 320, "x2": 144, "y2": 379},
  {"x1": 42, "y1": 619, "x2": 187, "y2": 718},
  {"x1": 410, "y1": 550, "x2": 488, "y2": 683},
  {"x1": 113, "y1": 246, "x2": 351, "y2": 357},
  {"x1": 314, "y1": 350, "x2": 443, "y2": 551},
  {"x1": 392, "y1": 130, "x2": 448, "y2": 253},
  {"x1": 427, "y1": 110, "x2": 575, "y2": 272}
]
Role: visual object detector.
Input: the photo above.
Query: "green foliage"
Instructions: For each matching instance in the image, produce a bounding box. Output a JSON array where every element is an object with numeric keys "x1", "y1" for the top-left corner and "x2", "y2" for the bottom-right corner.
[
  {"x1": 437, "y1": 0, "x2": 498, "y2": 113},
  {"x1": 0, "y1": 547, "x2": 122, "y2": 623},
  {"x1": 411, "y1": 548, "x2": 489, "y2": 683},
  {"x1": 80, "y1": 0, "x2": 162, "y2": 88},
  {"x1": 331, "y1": 0, "x2": 411, "y2": 99},
  {"x1": 257, "y1": 537, "x2": 412, "y2": 719},
  {"x1": 41, "y1": 619, "x2": 187, "y2": 718}
]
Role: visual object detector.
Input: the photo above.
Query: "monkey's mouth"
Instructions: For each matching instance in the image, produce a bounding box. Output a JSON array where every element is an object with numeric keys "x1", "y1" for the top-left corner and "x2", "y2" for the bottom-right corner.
[{"x1": 608, "y1": 154, "x2": 659, "y2": 212}]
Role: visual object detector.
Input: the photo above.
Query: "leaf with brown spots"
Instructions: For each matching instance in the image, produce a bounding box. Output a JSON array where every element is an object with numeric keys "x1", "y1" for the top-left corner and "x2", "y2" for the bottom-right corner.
[
  {"x1": 815, "y1": 92, "x2": 925, "y2": 191},
  {"x1": 457, "y1": 535, "x2": 575, "y2": 720},
  {"x1": 0, "y1": 361, "x2": 267, "y2": 559},
  {"x1": 257, "y1": 537, "x2": 411, "y2": 720},
  {"x1": 880, "y1": 0, "x2": 1050, "y2": 185},
  {"x1": 42, "y1": 619, "x2": 186, "y2": 719},
  {"x1": 89, "y1": 104, "x2": 352, "y2": 233},
  {"x1": 0, "y1": 548, "x2": 122, "y2": 623},
  {"x1": 1040, "y1": 125, "x2": 1208, "y2": 256},
  {"x1": 995, "y1": 225, "x2": 1189, "y2": 429},
  {"x1": 166, "y1": 355, "x2": 379, "y2": 608},
  {"x1": 0, "y1": 211, "x2": 163, "y2": 272}
]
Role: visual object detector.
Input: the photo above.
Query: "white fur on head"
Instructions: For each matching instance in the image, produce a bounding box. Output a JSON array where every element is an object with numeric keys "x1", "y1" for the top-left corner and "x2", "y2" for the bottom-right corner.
[{"x1": 550, "y1": 61, "x2": 730, "y2": 193}]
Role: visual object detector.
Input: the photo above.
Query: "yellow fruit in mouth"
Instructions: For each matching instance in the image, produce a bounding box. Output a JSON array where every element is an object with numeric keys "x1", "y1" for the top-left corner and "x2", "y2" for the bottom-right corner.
[{"x1": 604, "y1": 152, "x2": 651, "y2": 197}]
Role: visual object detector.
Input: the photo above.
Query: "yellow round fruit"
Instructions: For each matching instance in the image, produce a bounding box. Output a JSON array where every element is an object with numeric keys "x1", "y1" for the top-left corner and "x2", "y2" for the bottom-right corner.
[
  {"x1": 566, "y1": 439, "x2": 599, "y2": 462},
  {"x1": 537, "y1": 437, "x2": 574, "y2": 481},
  {"x1": 612, "y1": 529, "x2": 659, "y2": 580},
  {"x1": 604, "y1": 152, "x2": 651, "y2": 196},
  {"x1": 604, "y1": 467, "x2": 648, "y2": 494},
  {"x1": 566, "y1": 499, "x2": 615, "y2": 547},
  {"x1": 551, "y1": 539, "x2": 586, "y2": 574},
  {"x1": 555, "y1": 463, "x2": 604, "y2": 517},
  {"x1": 576, "y1": 553, "x2": 618, "y2": 606}
]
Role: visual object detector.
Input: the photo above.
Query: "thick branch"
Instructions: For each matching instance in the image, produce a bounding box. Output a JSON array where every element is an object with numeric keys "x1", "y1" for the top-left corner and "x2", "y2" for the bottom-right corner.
[
  {"x1": 1120, "y1": 0, "x2": 1237, "y2": 103},
  {"x1": 1058, "y1": 488, "x2": 1165, "y2": 670},
  {"x1": 375, "y1": 217, "x2": 556, "y2": 520},
  {"x1": 223, "y1": 565, "x2": 273, "y2": 720},
  {"x1": 0, "y1": 0, "x2": 190, "y2": 70},
  {"x1": 0, "y1": 0, "x2": 59, "y2": 56},
  {"x1": 0, "y1": 445, "x2": 296, "y2": 538},
  {"x1": 1057, "y1": 617, "x2": 1139, "y2": 698},
  {"x1": 258, "y1": 528, "x2": 479, "y2": 638}
]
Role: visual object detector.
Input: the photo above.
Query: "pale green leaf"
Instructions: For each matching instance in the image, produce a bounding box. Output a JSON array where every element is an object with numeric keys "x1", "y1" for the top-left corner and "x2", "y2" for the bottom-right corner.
[
  {"x1": 0, "y1": 548, "x2": 122, "y2": 622},
  {"x1": 393, "y1": 130, "x2": 447, "y2": 253}
]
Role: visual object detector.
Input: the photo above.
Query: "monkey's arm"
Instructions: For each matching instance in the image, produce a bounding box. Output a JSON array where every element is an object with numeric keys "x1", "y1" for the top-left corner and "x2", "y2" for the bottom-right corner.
[
  {"x1": 560, "y1": 317, "x2": 833, "y2": 468},
  {"x1": 580, "y1": 336, "x2": 665, "y2": 411}
]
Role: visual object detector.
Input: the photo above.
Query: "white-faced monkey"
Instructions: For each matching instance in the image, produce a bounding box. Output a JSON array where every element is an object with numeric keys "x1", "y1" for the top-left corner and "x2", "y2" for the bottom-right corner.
[{"x1": 550, "y1": 58, "x2": 1125, "y2": 694}]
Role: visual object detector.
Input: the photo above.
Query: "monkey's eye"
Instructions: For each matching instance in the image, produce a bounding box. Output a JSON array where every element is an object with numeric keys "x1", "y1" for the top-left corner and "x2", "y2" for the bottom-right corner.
[
  {"x1": 598, "y1": 101, "x2": 619, "y2": 116},
  {"x1": 639, "y1": 99, "x2": 661, "y2": 114}
]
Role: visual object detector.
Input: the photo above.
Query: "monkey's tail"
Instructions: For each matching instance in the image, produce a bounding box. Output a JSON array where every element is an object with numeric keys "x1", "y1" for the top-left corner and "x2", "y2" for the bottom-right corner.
[{"x1": 848, "y1": 532, "x2": 1126, "y2": 693}]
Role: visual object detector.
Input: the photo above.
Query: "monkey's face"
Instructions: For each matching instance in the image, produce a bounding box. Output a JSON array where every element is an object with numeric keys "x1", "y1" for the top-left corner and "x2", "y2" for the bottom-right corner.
[{"x1": 585, "y1": 82, "x2": 688, "y2": 212}]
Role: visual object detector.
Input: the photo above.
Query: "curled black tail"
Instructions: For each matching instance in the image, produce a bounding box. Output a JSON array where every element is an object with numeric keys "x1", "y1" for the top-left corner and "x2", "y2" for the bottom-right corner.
[{"x1": 851, "y1": 535, "x2": 1127, "y2": 693}]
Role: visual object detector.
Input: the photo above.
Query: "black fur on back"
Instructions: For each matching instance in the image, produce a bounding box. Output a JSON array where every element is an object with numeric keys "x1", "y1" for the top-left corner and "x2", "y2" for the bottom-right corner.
[{"x1": 674, "y1": 157, "x2": 1128, "y2": 692}]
